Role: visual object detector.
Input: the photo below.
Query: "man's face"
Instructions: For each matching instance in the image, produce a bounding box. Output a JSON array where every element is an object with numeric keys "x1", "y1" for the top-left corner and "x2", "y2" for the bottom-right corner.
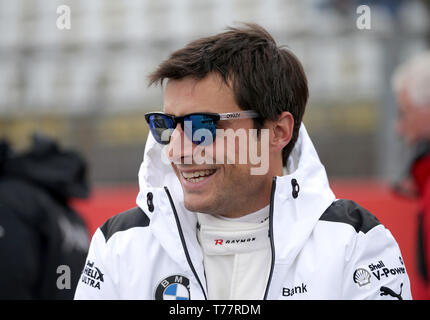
[{"x1": 164, "y1": 74, "x2": 274, "y2": 218}]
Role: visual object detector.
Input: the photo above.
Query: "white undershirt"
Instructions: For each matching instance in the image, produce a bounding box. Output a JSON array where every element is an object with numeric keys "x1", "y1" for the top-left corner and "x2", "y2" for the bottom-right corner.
[{"x1": 196, "y1": 206, "x2": 271, "y2": 300}]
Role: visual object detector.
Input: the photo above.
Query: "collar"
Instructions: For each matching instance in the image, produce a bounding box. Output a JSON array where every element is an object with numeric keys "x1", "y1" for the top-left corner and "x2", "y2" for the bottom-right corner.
[
  {"x1": 197, "y1": 212, "x2": 270, "y2": 255},
  {"x1": 212, "y1": 204, "x2": 269, "y2": 223}
]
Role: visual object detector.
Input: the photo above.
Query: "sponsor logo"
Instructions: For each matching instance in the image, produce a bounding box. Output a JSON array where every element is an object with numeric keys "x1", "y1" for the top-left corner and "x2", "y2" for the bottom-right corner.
[
  {"x1": 372, "y1": 266, "x2": 406, "y2": 280},
  {"x1": 380, "y1": 283, "x2": 403, "y2": 300},
  {"x1": 358, "y1": 259, "x2": 406, "y2": 284},
  {"x1": 81, "y1": 260, "x2": 104, "y2": 290},
  {"x1": 368, "y1": 260, "x2": 385, "y2": 272},
  {"x1": 155, "y1": 275, "x2": 190, "y2": 300},
  {"x1": 225, "y1": 112, "x2": 241, "y2": 119},
  {"x1": 369, "y1": 259, "x2": 406, "y2": 281},
  {"x1": 213, "y1": 237, "x2": 256, "y2": 246},
  {"x1": 282, "y1": 283, "x2": 308, "y2": 297},
  {"x1": 353, "y1": 268, "x2": 371, "y2": 287}
]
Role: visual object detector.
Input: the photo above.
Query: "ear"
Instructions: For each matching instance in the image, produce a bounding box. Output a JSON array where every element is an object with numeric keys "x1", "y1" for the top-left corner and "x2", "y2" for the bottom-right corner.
[{"x1": 270, "y1": 111, "x2": 294, "y2": 152}]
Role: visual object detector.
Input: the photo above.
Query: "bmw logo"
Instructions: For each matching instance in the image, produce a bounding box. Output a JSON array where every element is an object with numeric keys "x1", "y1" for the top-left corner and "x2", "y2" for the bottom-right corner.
[{"x1": 155, "y1": 275, "x2": 190, "y2": 300}]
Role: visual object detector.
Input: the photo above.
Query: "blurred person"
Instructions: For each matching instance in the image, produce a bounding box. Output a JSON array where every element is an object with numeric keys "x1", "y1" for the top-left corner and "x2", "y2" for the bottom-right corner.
[
  {"x1": 394, "y1": 51, "x2": 430, "y2": 143},
  {"x1": 75, "y1": 24, "x2": 411, "y2": 300},
  {"x1": 393, "y1": 51, "x2": 430, "y2": 298},
  {"x1": 0, "y1": 134, "x2": 90, "y2": 299}
]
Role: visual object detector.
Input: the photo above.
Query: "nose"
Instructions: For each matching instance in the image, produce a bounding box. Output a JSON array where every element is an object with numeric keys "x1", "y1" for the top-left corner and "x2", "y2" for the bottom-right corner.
[{"x1": 167, "y1": 123, "x2": 194, "y2": 164}]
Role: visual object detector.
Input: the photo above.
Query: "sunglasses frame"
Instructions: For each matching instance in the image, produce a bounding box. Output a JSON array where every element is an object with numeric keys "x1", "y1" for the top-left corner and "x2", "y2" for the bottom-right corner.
[{"x1": 145, "y1": 110, "x2": 259, "y2": 145}]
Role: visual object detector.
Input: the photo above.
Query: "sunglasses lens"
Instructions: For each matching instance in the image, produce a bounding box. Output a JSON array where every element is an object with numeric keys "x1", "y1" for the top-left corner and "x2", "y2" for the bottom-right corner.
[
  {"x1": 184, "y1": 115, "x2": 217, "y2": 145},
  {"x1": 146, "y1": 114, "x2": 175, "y2": 144},
  {"x1": 146, "y1": 113, "x2": 218, "y2": 145}
]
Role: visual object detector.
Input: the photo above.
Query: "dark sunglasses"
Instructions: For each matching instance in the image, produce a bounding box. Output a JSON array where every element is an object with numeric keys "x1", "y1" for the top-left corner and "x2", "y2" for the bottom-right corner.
[{"x1": 145, "y1": 110, "x2": 259, "y2": 145}]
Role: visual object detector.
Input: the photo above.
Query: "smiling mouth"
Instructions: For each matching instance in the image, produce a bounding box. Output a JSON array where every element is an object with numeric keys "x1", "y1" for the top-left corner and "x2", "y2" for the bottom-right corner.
[{"x1": 181, "y1": 169, "x2": 216, "y2": 183}]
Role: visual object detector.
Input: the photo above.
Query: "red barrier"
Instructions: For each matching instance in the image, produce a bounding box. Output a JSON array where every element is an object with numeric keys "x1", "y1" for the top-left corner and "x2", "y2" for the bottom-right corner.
[{"x1": 72, "y1": 179, "x2": 429, "y2": 299}]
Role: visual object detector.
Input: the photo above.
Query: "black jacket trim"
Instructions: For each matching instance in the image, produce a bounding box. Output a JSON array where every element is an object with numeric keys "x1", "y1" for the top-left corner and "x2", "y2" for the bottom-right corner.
[
  {"x1": 164, "y1": 187, "x2": 208, "y2": 300},
  {"x1": 319, "y1": 199, "x2": 380, "y2": 234},
  {"x1": 100, "y1": 206, "x2": 150, "y2": 242},
  {"x1": 417, "y1": 211, "x2": 428, "y2": 283},
  {"x1": 263, "y1": 176, "x2": 277, "y2": 300}
]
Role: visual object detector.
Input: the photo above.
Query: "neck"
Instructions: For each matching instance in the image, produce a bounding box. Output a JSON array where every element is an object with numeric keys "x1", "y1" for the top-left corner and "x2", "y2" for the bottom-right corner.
[{"x1": 217, "y1": 176, "x2": 274, "y2": 219}]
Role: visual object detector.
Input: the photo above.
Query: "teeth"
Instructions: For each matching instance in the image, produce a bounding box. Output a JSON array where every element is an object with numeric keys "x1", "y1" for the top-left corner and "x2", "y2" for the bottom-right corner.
[
  {"x1": 187, "y1": 177, "x2": 205, "y2": 183},
  {"x1": 182, "y1": 169, "x2": 215, "y2": 181}
]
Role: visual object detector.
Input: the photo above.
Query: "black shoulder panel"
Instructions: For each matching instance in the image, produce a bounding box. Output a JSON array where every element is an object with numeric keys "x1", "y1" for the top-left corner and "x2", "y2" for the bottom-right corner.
[
  {"x1": 100, "y1": 206, "x2": 150, "y2": 242},
  {"x1": 319, "y1": 199, "x2": 381, "y2": 234}
]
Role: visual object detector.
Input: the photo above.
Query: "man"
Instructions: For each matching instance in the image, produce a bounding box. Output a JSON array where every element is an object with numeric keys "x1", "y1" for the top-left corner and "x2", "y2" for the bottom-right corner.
[
  {"x1": 75, "y1": 24, "x2": 411, "y2": 300},
  {"x1": 393, "y1": 51, "x2": 430, "y2": 299}
]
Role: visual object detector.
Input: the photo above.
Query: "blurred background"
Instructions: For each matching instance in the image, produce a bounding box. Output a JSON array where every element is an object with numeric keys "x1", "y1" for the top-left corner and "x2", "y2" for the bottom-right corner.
[{"x1": 0, "y1": 0, "x2": 429, "y2": 298}]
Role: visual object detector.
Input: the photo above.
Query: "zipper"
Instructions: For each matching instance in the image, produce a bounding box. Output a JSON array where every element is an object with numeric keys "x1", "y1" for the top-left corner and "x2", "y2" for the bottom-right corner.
[
  {"x1": 164, "y1": 186, "x2": 208, "y2": 300},
  {"x1": 263, "y1": 176, "x2": 277, "y2": 300}
]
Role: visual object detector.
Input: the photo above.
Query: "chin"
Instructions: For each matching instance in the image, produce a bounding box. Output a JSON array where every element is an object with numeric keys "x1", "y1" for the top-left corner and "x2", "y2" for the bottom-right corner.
[
  {"x1": 183, "y1": 199, "x2": 204, "y2": 213},
  {"x1": 183, "y1": 195, "x2": 213, "y2": 214}
]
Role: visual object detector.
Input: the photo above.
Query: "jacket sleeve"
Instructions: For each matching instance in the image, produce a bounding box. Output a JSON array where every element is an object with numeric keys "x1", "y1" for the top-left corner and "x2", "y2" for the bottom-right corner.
[
  {"x1": 342, "y1": 224, "x2": 412, "y2": 300},
  {"x1": 74, "y1": 228, "x2": 119, "y2": 299}
]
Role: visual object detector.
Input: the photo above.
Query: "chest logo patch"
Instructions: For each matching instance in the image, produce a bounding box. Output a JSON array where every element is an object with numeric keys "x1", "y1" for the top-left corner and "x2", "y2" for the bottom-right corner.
[{"x1": 155, "y1": 275, "x2": 190, "y2": 300}]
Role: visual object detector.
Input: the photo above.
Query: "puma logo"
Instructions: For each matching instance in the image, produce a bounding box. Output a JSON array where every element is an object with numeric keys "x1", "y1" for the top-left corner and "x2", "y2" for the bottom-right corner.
[{"x1": 380, "y1": 283, "x2": 403, "y2": 300}]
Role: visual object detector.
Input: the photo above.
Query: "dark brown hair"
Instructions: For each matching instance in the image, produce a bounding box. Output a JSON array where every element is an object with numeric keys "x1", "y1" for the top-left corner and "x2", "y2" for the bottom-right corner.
[{"x1": 148, "y1": 23, "x2": 308, "y2": 165}]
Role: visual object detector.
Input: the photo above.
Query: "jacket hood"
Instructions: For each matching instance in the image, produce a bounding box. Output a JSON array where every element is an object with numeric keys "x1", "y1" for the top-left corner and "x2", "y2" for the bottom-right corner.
[
  {"x1": 271, "y1": 125, "x2": 336, "y2": 264},
  {"x1": 0, "y1": 134, "x2": 90, "y2": 200},
  {"x1": 136, "y1": 123, "x2": 336, "y2": 264}
]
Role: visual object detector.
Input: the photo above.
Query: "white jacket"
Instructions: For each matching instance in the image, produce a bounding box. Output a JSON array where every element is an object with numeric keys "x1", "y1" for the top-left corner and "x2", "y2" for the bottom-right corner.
[{"x1": 74, "y1": 125, "x2": 412, "y2": 300}]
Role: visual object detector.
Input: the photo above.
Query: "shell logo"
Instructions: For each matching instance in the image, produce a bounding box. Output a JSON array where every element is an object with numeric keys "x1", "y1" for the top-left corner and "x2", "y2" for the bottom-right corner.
[{"x1": 353, "y1": 268, "x2": 371, "y2": 287}]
